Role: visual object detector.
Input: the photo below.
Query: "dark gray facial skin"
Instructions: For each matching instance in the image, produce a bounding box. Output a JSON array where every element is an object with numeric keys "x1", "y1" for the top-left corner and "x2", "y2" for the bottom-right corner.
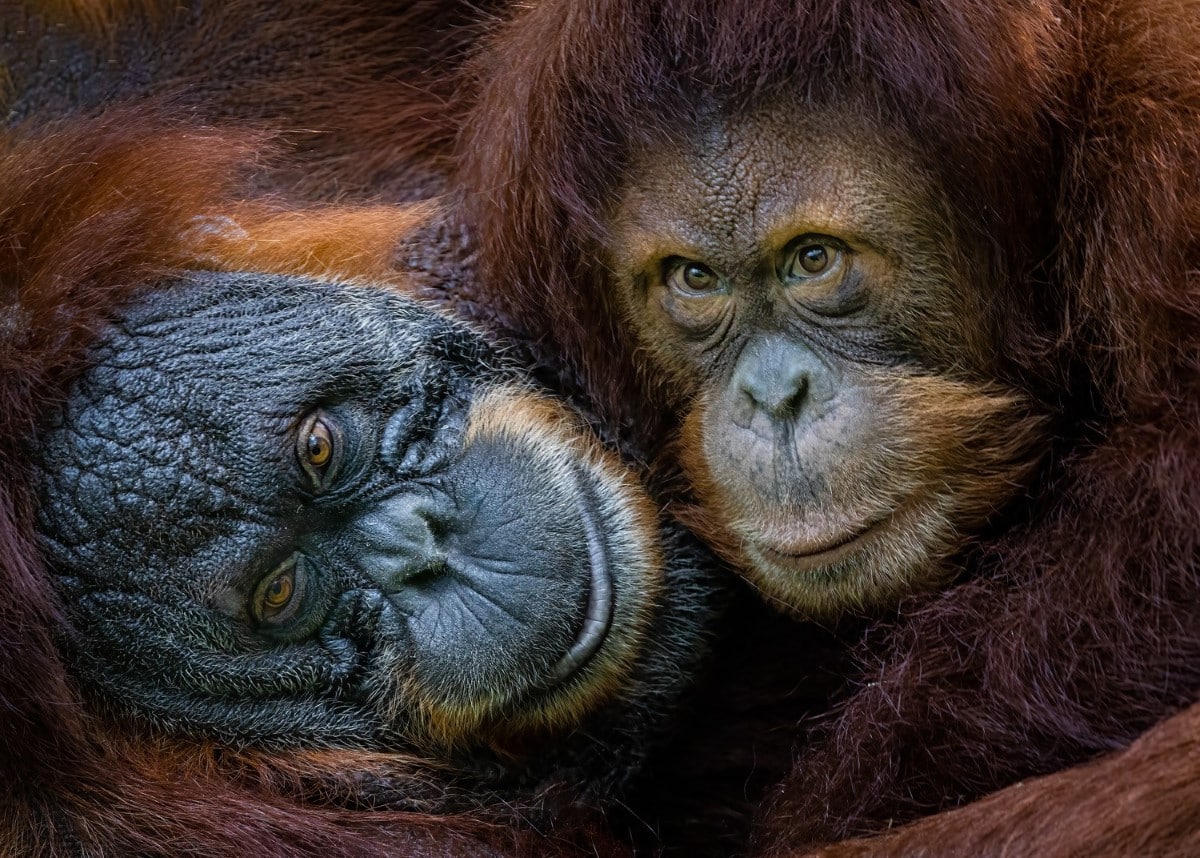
[{"x1": 33, "y1": 272, "x2": 720, "y2": 798}]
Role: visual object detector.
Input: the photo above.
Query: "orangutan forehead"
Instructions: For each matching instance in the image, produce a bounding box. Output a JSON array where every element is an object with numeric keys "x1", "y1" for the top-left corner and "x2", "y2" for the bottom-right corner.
[
  {"x1": 99, "y1": 275, "x2": 480, "y2": 368},
  {"x1": 616, "y1": 102, "x2": 942, "y2": 268},
  {"x1": 32, "y1": 272, "x2": 494, "y2": 571}
]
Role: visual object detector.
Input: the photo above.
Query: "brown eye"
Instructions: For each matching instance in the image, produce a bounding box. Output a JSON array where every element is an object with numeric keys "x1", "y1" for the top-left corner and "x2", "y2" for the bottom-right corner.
[
  {"x1": 296, "y1": 411, "x2": 340, "y2": 490},
  {"x1": 783, "y1": 239, "x2": 841, "y2": 280},
  {"x1": 799, "y1": 245, "x2": 828, "y2": 273},
  {"x1": 253, "y1": 555, "x2": 305, "y2": 625},
  {"x1": 665, "y1": 258, "x2": 722, "y2": 295}
]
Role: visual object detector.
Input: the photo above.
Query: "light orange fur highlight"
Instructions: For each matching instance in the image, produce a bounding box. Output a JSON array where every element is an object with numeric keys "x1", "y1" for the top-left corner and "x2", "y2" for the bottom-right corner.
[
  {"x1": 32, "y1": 0, "x2": 170, "y2": 33},
  {"x1": 186, "y1": 203, "x2": 435, "y2": 287}
]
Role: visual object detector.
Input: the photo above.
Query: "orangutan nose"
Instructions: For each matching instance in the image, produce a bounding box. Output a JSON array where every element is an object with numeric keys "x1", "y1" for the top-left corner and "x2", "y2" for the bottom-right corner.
[{"x1": 732, "y1": 335, "x2": 813, "y2": 422}]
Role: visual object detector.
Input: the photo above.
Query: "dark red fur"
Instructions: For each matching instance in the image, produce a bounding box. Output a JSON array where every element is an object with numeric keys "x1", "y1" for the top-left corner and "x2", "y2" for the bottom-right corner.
[
  {"x1": 0, "y1": 107, "x2": 632, "y2": 856},
  {"x1": 451, "y1": 0, "x2": 1200, "y2": 852},
  {"x1": 6, "y1": 0, "x2": 500, "y2": 199},
  {"x1": 801, "y1": 702, "x2": 1200, "y2": 858},
  {"x1": 5, "y1": 0, "x2": 522, "y2": 333}
]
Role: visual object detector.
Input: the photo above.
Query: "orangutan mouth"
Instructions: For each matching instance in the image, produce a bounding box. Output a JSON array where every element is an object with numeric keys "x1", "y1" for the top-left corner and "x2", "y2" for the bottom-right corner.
[{"x1": 751, "y1": 518, "x2": 885, "y2": 570}]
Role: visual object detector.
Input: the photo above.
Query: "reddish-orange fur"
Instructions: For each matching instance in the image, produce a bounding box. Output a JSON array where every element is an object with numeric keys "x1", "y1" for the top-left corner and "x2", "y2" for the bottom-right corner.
[
  {"x1": 450, "y1": 0, "x2": 1200, "y2": 853},
  {"x1": 8, "y1": 1, "x2": 1200, "y2": 854},
  {"x1": 797, "y1": 703, "x2": 1200, "y2": 858}
]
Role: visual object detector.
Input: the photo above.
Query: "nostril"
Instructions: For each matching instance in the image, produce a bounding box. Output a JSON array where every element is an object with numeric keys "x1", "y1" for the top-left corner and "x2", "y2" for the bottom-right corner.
[
  {"x1": 737, "y1": 363, "x2": 809, "y2": 420},
  {"x1": 420, "y1": 506, "x2": 454, "y2": 542},
  {"x1": 399, "y1": 555, "x2": 448, "y2": 587},
  {"x1": 355, "y1": 492, "x2": 458, "y2": 591},
  {"x1": 774, "y1": 370, "x2": 809, "y2": 418}
]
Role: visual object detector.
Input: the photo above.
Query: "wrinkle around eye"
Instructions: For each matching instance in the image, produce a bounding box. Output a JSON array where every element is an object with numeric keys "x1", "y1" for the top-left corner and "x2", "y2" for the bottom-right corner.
[
  {"x1": 658, "y1": 282, "x2": 733, "y2": 336},
  {"x1": 696, "y1": 303, "x2": 738, "y2": 357},
  {"x1": 783, "y1": 265, "x2": 869, "y2": 319}
]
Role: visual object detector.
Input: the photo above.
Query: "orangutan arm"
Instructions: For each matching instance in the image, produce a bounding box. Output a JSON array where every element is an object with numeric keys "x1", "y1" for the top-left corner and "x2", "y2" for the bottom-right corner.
[{"x1": 789, "y1": 702, "x2": 1200, "y2": 858}]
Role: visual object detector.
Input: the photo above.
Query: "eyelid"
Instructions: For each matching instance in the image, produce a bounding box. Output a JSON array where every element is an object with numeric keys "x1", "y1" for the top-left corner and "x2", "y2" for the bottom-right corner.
[
  {"x1": 662, "y1": 256, "x2": 728, "y2": 296},
  {"x1": 784, "y1": 234, "x2": 850, "y2": 260},
  {"x1": 295, "y1": 409, "x2": 344, "y2": 492},
  {"x1": 252, "y1": 553, "x2": 306, "y2": 626}
]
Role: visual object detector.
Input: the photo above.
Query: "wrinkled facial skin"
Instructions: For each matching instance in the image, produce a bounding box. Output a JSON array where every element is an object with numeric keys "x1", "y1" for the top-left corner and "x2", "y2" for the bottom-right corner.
[
  {"x1": 610, "y1": 103, "x2": 1047, "y2": 617},
  {"x1": 34, "y1": 273, "x2": 713, "y2": 765}
]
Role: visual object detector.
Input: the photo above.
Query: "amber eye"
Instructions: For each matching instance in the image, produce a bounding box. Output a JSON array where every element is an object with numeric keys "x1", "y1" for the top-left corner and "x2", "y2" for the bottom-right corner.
[
  {"x1": 296, "y1": 411, "x2": 340, "y2": 490},
  {"x1": 253, "y1": 555, "x2": 305, "y2": 625},
  {"x1": 783, "y1": 238, "x2": 841, "y2": 280},
  {"x1": 665, "y1": 258, "x2": 722, "y2": 296},
  {"x1": 306, "y1": 430, "x2": 331, "y2": 466},
  {"x1": 263, "y1": 572, "x2": 293, "y2": 611}
]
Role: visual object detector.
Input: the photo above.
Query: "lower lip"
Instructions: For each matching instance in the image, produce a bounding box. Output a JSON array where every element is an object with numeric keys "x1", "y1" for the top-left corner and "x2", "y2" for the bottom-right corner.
[
  {"x1": 549, "y1": 472, "x2": 615, "y2": 683},
  {"x1": 752, "y1": 519, "x2": 883, "y2": 570}
]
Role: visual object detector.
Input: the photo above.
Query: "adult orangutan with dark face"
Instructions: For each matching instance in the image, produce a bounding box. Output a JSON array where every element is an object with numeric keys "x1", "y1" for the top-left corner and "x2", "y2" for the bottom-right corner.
[
  {"x1": 2, "y1": 6, "x2": 834, "y2": 854},
  {"x1": 452, "y1": 0, "x2": 1200, "y2": 853},
  {"x1": 0, "y1": 110, "x2": 723, "y2": 856}
]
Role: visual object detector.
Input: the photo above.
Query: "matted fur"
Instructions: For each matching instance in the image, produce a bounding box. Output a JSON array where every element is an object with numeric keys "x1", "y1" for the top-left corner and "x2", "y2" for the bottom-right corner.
[
  {"x1": 27, "y1": 0, "x2": 166, "y2": 32},
  {"x1": 453, "y1": 0, "x2": 1200, "y2": 851},
  {"x1": 3, "y1": 0, "x2": 499, "y2": 200}
]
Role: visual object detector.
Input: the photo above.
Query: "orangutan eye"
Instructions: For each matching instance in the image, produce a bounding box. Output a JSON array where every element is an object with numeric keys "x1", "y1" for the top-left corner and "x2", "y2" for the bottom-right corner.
[
  {"x1": 782, "y1": 237, "x2": 844, "y2": 281},
  {"x1": 252, "y1": 555, "x2": 306, "y2": 625},
  {"x1": 296, "y1": 410, "x2": 341, "y2": 491},
  {"x1": 797, "y1": 244, "x2": 829, "y2": 274},
  {"x1": 664, "y1": 258, "x2": 724, "y2": 296},
  {"x1": 262, "y1": 571, "x2": 293, "y2": 612}
]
